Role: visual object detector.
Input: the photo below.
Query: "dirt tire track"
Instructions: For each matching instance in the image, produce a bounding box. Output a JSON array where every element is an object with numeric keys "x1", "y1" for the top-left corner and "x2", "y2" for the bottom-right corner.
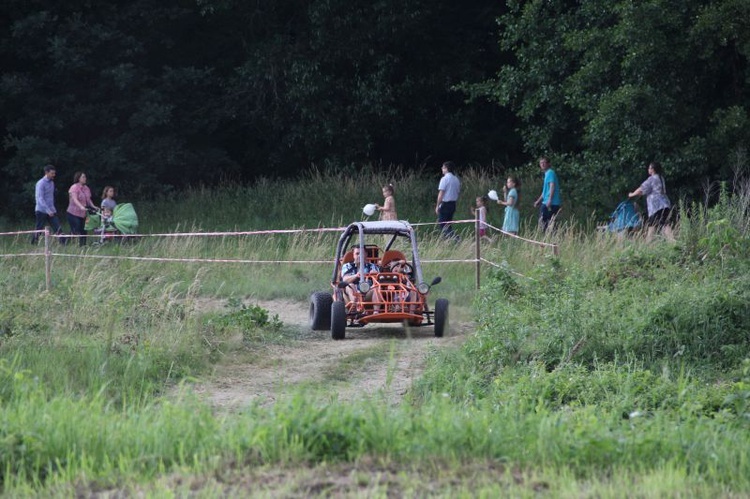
[{"x1": 190, "y1": 299, "x2": 469, "y2": 410}]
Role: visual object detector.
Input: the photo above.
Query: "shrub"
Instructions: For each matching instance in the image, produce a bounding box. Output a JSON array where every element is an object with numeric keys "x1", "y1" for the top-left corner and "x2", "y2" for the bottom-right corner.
[{"x1": 208, "y1": 301, "x2": 283, "y2": 343}]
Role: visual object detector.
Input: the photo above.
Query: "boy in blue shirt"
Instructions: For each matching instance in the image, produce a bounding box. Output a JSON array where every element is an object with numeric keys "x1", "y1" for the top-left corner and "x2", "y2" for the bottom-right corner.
[{"x1": 533, "y1": 157, "x2": 562, "y2": 233}]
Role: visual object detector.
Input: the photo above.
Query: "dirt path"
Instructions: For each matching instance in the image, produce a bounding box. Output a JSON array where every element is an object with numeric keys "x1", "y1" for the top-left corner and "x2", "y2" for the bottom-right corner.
[{"x1": 190, "y1": 299, "x2": 470, "y2": 411}]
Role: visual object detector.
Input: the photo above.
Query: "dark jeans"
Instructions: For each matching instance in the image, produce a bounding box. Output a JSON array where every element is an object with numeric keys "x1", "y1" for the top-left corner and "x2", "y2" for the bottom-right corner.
[
  {"x1": 646, "y1": 207, "x2": 675, "y2": 230},
  {"x1": 539, "y1": 204, "x2": 560, "y2": 233},
  {"x1": 67, "y1": 212, "x2": 87, "y2": 246},
  {"x1": 31, "y1": 211, "x2": 62, "y2": 244},
  {"x1": 438, "y1": 201, "x2": 459, "y2": 240}
]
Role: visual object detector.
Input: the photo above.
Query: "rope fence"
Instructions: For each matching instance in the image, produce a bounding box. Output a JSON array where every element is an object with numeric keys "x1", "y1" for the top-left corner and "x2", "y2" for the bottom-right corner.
[{"x1": 0, "y1": 219, "x2": 558, "y2": 290}]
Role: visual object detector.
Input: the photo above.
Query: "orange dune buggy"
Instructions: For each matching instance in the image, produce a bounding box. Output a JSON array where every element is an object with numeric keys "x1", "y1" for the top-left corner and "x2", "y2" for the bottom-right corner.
[{"x1": 309, "y1": 221, "x2": 448, "y2": 340}]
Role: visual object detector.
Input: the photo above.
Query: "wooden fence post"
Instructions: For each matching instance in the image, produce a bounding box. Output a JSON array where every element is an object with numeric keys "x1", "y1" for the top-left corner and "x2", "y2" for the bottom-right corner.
[
  {"x1": 475, "y1": 210, "x2": 481, "y2": 289},
  {"x1": 44, "y1": 228, "x2": 51, "y2": 291}
]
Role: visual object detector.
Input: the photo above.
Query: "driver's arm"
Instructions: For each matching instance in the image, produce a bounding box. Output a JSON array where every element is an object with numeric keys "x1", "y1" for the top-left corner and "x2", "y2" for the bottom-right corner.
[{"x1": 341, "y1": 264, "x2": 358, "y2": 283}]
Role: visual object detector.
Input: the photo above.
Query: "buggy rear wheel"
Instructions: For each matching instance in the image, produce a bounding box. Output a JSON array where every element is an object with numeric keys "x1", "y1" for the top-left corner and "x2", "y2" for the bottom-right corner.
[
  {"x1": 309, "y1": 292, "x2": 333, "y2": 330},
  {"x1": 434, "y1": 298, "x2": 449, "y2": 338},
  {"x1": 331, "y1": 301, "x2": 347, "y2": 340}
]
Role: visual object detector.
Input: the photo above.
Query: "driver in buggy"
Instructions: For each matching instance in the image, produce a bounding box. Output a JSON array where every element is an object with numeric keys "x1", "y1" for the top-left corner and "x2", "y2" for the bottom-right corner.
[{"x1": 341, "y1": 246, "x2": 383, "y2": 312}]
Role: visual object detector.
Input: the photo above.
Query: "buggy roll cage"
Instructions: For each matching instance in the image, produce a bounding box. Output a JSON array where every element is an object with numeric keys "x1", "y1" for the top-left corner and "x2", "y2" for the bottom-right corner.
[{"x1": 331, "y1": 221, "x2": 425, "y2": 288}]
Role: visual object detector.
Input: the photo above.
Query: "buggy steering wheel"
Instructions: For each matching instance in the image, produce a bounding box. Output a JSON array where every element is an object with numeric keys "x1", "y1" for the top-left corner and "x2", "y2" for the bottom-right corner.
[
  {"x1": 399, "y1": 262, "x2": 414, "y2": 275},
  {"x1": 388, "y1": 261, "x2": 413, "y2": 275}
]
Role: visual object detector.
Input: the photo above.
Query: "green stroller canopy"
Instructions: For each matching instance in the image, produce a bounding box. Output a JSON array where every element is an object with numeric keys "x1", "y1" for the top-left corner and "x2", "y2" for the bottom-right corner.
[
  {"x1": 84, "y1": 203, "x2": 139, "y2": 234},
  {"x1": 112, "y1": 203, "x2": 139, "y2": 235}
]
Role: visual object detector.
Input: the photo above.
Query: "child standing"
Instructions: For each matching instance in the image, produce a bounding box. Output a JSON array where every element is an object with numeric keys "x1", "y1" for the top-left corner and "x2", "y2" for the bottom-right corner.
[
  {"x1": 497, "y1": 176, "x2": 520, "y2": 235},
  {"x1": 376, "y1": 183, "x2": 398, "y2": 221},
  {"x1": 471, "y1": 196, "x2": 491, "y2": 241},
  {"x1": 101, "y1": 186, "x2": 117, "y2": 211}
]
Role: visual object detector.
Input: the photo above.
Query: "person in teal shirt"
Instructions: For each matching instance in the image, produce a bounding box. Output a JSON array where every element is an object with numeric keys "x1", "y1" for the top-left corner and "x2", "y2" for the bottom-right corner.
[{"x1": 533, "y1": 157, "x2": 562, "y2": 232}]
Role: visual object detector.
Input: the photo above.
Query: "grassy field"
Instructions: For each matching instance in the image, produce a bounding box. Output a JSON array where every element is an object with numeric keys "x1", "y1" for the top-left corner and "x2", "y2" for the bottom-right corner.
[{"x1": 0, "y1": 167, "x2": 749, "y2": 496}]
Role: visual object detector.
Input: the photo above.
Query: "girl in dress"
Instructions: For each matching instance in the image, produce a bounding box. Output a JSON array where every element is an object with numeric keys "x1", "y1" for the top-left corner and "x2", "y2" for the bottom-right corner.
[
  {"x1": 376, "y1": 184, "x2": 397, "y2": 221},
  {"x1": 101, "y1": 186, "x2": 117, "y2": 211},
  {"x1": 498, "y1": 176, "x2": 520, "y2": 235},
  {"x1": 471, "y1": 195, "x2": 491, "y2": 241}
]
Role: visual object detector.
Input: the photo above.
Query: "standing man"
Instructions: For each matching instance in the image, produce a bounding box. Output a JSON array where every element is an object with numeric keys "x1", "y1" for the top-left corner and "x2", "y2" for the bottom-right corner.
[
  {"x1": 435, "y1": 160, "x2": 461, "y2": 240},
  {"x1": 31, "y1": 164, "x2": 63, "y2": 244},
  {"x1": 533, "y1": 156, "x2": 562, "y2": 233}
]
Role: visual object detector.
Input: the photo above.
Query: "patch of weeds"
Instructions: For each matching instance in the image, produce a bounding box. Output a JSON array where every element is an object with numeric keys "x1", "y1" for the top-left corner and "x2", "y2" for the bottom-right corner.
[
  {"x1": 721, "y1": 359, "x2": 750, "y2": 425},
  {"x1": 699, "y1": 218, "x2": 748, "y2": 261},
  {"x1": 593, "y1": 246, "x2": 677, "y2": 290},
  {"x1": 484, "y1": 266, "x2": 522, "y2": 299},
  {"x1": 487, "y1": 361, "x2": 729, "y2": 419},
  {"x1": 211, "y1": 302, "x2": 284, "y2": 343},
  {"x1": 0, "y1": 295, "x2": 54, "y2": 340}
]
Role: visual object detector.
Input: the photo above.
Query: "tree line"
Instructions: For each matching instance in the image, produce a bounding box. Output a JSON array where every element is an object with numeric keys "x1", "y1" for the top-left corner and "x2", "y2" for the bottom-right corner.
[{"x1": 1, "y1": 0, "x2": 748, "y2": 216}]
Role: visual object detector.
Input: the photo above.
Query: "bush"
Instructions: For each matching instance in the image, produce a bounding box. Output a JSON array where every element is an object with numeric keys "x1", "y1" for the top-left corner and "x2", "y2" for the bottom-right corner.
[{"x1": 207, "y1": 301, "x2": 283, "y2": 343}]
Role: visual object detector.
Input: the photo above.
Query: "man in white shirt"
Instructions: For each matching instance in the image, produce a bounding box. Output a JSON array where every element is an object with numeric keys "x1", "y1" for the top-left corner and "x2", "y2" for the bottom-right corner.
[{"x1": 435, "y1": 161, "x2": 461, "y2": 240}]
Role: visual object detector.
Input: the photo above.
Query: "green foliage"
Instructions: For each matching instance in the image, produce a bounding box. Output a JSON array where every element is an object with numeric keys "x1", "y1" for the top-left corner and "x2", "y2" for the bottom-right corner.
[
  {"x1": 420, "y1": 183, "x2": 750, "y2": 411},
  {"x1": 0, "y1": 295, "x2": 53, "y2": 337},
  {"x1": 722, "y1": 359, "x2": 750, "y2": 425},
  {"x1": 0, "y1": 0, "x2": 510, "y2": 217},
  {"x1": 473, "y1": 0, "x2": 750, "y2": 204},
  {"x1": 210, "y1": 301, "x2": 283, "y2": 343},
  {"x1": 486, "y1": 361, "x2": 730, "y2": 421}
]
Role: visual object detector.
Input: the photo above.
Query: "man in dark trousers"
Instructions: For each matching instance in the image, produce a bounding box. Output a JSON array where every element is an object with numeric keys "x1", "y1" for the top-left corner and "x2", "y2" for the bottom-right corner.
[
  {"x1": 31, "y1": 164, "x2": 63, "y2": 244},
  {"x1": 533, "y1": 156, "x2": 562, "y2": 233},
  {"x1": 435, "y1": 161, "x2": 461, "y2": 241}
]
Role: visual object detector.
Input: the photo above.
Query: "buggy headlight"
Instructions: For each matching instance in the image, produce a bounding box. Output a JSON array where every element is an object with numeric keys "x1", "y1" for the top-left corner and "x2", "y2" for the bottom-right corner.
[
  {"x1": 417, "y1": 282, "x2": 430, "y2": 294},
  {"x1": 358, "y1": 281, "x2": 371, "y2": 294}
]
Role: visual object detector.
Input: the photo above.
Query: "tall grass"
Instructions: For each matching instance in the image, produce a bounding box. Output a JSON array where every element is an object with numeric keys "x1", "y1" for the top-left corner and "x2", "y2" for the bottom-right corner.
[
  {"x1": 0, "y1": 167, "x2": 749, "y2": 494},
  {"x1": 1, "y1": 367, "x2": 749, "y2": 494},
  {"x1": 133, "y1": 165, "x2": 548, "y2": 235}
]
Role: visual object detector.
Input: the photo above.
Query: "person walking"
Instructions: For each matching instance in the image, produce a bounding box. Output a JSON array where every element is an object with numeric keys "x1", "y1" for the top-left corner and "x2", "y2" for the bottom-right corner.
[
  {"x1": 533, "y1": 157, "x2": 562, "y2": 233},
  {"x1": 101, "y1": 185, "x2": 117, "y2": 211},
  {"x1": 628, "y1": 161, "x2": 675, "y2": 241},
  {"x1": 66, "y1": 171, "x2": 96, "y2": 246},
  {"x1": 435, "y1": 161, "x2": 461, "y2": 240},
  {"x1": 498, "y1": 176, "x2": 520, "y2": 235},
  {"x1": 31, "y1": 164, "x2": 63, "y2": 244}
]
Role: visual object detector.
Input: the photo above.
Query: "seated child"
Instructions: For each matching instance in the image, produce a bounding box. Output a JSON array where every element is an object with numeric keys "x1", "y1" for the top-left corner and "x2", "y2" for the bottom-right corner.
[
  {"x1": 93, "y1": 207, "x2": 114, "y2": 236},
  {"x1": 101, "y1": 207, "x2": 113, "y2": 223}
]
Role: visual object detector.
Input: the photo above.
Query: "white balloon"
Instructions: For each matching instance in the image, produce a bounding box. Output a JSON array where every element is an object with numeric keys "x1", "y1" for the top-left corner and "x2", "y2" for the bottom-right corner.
[
  {"x1": 363, "y1": 203, "x2": 377, "y2": 216},
  {"x1": 488, "y1": 190, "x2": 499, "y2": 201}
]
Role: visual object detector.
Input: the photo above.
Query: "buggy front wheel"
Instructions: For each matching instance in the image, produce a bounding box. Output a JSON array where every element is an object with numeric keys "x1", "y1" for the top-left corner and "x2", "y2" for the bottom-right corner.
[
  {"x1": 331, "y1": 301, "x2": 347, "y2": 340},
  {"x1": 309, "y1": 292, "x2": 333, "y2": 330},
  {"x1": 433, "y1": 298, "x2": 449, "y2": 338}
]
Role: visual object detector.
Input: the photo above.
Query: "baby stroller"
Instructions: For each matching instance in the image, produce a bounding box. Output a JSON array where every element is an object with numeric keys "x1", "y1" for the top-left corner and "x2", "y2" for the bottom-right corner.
[
  {"x1": 599, "y1": 200, "x2": 642, "y2": 234},
  {"x1": 85, "y1": 203, "x2": 139, "y2": 245}
]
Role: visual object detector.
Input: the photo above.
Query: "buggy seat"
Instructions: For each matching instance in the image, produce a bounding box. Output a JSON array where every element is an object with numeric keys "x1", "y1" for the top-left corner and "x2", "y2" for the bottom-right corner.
[{"x1": 380, "y1": 250, "x2": 407, "y2": 271}]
